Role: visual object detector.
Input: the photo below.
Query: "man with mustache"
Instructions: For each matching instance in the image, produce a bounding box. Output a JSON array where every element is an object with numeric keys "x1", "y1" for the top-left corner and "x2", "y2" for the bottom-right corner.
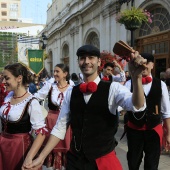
[{"x1": 23, "y1": 44, "x2": 147, "y2": 170}]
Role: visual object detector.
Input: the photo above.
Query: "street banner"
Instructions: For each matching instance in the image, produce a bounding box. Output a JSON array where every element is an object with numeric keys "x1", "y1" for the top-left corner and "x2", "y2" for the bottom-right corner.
[
  {"x1": 18, "y1": 36, "x2": 40, "y2": 66},
  {"x1": 28, "y1": 49, "x2": 44, "y2": 75}
]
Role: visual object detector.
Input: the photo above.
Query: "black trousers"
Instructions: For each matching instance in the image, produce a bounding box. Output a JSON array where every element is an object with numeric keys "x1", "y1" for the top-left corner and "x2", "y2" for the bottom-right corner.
[
  {"x1": 127, "y1": 128, "x2": 160, "y2": 170},
  {"x1": 66, "y1": 151, "x2": 98, "y2": 170}
]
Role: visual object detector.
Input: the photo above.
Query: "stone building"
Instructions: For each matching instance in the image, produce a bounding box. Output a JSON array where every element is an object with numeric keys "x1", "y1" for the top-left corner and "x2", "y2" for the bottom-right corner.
[{"x1": 44, "y1": 0, "x2": 170, "y2": 77}]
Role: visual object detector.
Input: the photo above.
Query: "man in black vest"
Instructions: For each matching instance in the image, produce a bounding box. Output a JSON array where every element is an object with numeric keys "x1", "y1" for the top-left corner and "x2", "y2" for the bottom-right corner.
[
  {"x1": 125, "y1": 53, "x2": 170, "y2": 170},
  {"x1": 99, "y1": 62, "x2": 126, "y2": 83},
  {"x1": 23, "y1": 45, "x2": 147, "y2": 170}
]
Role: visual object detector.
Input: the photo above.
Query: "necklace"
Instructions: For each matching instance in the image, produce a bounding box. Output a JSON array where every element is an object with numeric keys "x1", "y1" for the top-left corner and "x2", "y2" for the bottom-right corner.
[
  {"x1": 13, "y1": 91, "x2": 27, "y2": 99},
  {"x1": 57, "y1": 83, "x2": 68, "y2": 89}
]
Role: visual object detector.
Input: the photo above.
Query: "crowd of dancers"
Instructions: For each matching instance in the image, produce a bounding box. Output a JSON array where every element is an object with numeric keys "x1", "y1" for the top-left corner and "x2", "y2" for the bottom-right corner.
[{"x1": 0, "y1": 44, "x2": 170, "y2": 170}]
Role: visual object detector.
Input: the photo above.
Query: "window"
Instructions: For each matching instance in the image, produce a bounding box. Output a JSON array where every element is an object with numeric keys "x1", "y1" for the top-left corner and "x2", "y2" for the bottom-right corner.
[
  {"x1": 143, "y1": 42, "x2": 169, "y2": 54},
  {"x1": 1, "y1": 3, "x2": 7, "y2": 8},
  {"x1": 1, "y1": 11, "x2": 7, "y2": 16},
  {"x1": 139, "y1": 6, "x2": 170, "y2": 37},
  {"x1": 10, "y1": 11, "x2": 18, "y2": 18},
  {"x1": 10, "y1": 4, "x2": 18, "y2": 11}
]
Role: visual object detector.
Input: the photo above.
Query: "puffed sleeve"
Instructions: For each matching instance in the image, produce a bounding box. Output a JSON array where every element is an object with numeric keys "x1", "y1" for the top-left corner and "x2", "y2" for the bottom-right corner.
[
  {"x1": 34, "y1": 81, "x2": 52, "y2": 100},
  {"x1": 28, "y1": 98, "x2": 48, "y2": 135}
]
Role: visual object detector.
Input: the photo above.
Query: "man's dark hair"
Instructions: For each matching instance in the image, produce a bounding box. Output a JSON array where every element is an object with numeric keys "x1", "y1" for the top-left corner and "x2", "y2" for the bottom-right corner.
[{"x1": 103, "y1": 62, "x2": 114, "y2": 69}]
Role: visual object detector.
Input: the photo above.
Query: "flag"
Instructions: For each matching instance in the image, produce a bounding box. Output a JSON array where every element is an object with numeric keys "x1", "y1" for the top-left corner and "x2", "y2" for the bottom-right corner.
[
  {"x1": 18, "y1": 36, "x2": 40, "y2": 66},
  {"x1": 28, "y1": 49, "x2": 44, "y2": 75}
]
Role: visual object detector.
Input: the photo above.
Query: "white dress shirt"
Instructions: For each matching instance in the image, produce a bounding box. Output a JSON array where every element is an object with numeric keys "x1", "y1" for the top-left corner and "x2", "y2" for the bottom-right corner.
[
  {"x1": 51, "y1": 76, "x2": 146, "y2": 140},
  {"x1": 125, "y1": 75, "x2": 170, "y2": 119}
]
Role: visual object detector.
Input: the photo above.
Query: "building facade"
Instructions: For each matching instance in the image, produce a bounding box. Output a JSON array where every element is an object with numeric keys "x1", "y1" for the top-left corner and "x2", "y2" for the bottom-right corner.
[
  {"x1": 0, "y1": 0, "x2": 21, "y2": 22},
  {"x1": 44, "y1": 0, "x2": 170, "y2": 77}
]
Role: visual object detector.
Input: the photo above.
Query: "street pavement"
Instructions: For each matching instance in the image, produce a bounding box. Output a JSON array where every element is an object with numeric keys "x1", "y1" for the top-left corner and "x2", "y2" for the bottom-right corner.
[{"x1": 115, "y1": 116, "x2": 170, "y2": 170}]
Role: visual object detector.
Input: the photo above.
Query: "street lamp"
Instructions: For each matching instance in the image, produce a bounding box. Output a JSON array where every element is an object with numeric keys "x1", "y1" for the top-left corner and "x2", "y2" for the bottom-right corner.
[{"x1": 40, "y1": 33, "x2": 48, "y2": 49}]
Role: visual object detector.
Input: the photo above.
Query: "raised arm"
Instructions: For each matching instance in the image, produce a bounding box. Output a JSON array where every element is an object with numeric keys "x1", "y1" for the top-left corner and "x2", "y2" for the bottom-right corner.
[{"x1": 129, "y1": 51, "x2": 146, "y2": 109}]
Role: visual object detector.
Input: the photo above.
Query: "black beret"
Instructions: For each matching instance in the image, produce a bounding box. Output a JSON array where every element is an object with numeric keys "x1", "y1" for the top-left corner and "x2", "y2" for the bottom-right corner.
[
  {"x1": 76, "y1": 45, "x2": 100, "y2": 58},
  {"x1": 140, "y1": 53, "x2": 154, "y2": 62}
]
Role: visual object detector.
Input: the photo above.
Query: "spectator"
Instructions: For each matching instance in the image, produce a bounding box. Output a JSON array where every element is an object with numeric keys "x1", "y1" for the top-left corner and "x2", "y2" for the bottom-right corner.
[
  {"x1": 99, "y1": 62, "x2": 126, "y2": 83},
  {"x1": 71, "y1": 73, "x2": 80, "y2": 85}
]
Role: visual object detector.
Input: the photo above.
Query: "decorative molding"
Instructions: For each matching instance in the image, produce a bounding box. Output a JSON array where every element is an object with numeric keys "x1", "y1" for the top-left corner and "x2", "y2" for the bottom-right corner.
[
  {"x1": 70, "y1": 26, "x2": 79, "y2": 36},
  {"x1": 102, "y1": 1, "x2": 120, "y2": 18}
]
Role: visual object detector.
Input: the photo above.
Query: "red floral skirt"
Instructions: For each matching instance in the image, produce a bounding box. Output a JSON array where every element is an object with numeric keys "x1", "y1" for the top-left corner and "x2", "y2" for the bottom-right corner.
[
  {"x1": 0, "y1": 132, "x2": 32, "y2": 170},
  {"x1": 43, "y1": 110, "x2": 72, "y2": 169}
]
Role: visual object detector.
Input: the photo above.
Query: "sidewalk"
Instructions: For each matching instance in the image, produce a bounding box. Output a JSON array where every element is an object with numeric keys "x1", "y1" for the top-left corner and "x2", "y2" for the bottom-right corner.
[{"x1": 115, "y1": 116, "x2": 170, "y2": 170}]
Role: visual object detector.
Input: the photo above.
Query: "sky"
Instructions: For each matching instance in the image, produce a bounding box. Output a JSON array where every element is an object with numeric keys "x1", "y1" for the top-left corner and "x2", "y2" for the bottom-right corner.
[{"x1": 21, "y1": 0, "x2": 52, "y2": 24}]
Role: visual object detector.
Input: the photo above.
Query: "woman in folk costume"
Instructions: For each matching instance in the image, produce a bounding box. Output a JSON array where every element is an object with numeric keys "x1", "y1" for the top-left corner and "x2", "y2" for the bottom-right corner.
[
  {"x1": 33, "y1": 63, "x2": 73, "y2": 170},
  {"x1": 0, "y1": 63, "x2": 47, "y2": 170}
]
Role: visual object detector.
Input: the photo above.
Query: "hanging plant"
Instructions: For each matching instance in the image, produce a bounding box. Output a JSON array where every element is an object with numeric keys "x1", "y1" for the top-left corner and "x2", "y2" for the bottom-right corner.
[{"x1": 116, "y1": 7, "x2": 153, "y2": 30}]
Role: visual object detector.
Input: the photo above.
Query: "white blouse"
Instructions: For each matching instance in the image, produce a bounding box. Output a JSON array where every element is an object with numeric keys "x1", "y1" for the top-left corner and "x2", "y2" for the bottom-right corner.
[
  {"x1": 51, "y1": 76, "x2": 146, "y2": 140},
  {"x1": 34, "y1": 82, "x2": 73, "y2": 108},
  {"x1": 0, "y1": 91, "x2": 46, "y2": 131}
]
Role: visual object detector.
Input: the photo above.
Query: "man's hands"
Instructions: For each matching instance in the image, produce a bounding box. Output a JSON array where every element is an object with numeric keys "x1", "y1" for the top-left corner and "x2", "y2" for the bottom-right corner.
[
  {"x1": 128, "y1": 51, "x2": 147, "y2": 79},
  {"x1": 113, "y1": 60, "x2": 123, "y2": 72}
]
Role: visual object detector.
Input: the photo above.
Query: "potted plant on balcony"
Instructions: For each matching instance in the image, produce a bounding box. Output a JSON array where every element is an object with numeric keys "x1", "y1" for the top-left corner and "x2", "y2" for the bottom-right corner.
[{"x1": 116, "y1": 7, "x2": 152, "y2": 31}]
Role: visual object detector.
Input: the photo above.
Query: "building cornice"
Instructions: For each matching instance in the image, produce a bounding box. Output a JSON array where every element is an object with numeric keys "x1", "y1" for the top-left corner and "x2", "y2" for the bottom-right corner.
[{"x1": 45, "y1": 0, "x2": 118, "y2": 38}]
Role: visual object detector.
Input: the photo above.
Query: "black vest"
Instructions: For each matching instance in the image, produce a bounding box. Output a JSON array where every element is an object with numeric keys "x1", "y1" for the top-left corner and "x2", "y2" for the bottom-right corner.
[
  {"x1": 128, "y1": 78, "x2": 162, "y2": 129},
  {"x1": 48, "y1": 87, "x2": 59, "y2": 111},
  {"x1": 1, "y1": 98, "x2": 35, "y2": 134},
  {"x1": 70, "y1": 81, "x2": 118, "y2": 160}
]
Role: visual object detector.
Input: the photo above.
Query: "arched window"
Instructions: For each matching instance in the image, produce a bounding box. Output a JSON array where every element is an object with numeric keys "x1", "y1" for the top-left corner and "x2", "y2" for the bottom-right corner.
[
  {"x1": 86, "y1": 32, "x2": 100, "y2": 48},
  {"x1": 139, "y1": 6, "x2": 170, "y2": 37},
  {"x1": 62, "y1": 44, "x2": 69, "y2": 65}
]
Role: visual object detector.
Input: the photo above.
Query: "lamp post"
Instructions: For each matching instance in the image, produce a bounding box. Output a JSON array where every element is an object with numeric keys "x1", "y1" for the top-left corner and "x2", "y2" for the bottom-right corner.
[
  {"x1": 40, "y1": 33, "x2": 47, "y2": 49},
  {"x1": 119, "y1": 0, "x2": 135, "y2": 47}
]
